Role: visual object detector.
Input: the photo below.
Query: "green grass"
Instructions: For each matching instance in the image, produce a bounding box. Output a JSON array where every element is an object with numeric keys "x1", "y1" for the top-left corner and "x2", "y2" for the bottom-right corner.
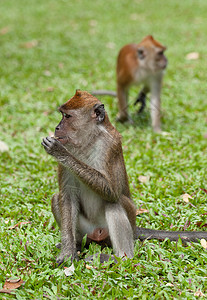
[{"x1": 0, "y1": 0, "x2": 207, "y2": 298}]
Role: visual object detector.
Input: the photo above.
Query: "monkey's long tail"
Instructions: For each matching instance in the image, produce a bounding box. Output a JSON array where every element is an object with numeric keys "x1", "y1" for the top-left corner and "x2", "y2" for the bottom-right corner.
[
  {"x1": 91, "y1": 90, "x2": 117, "y2": 97},
  {"x1": 136, "y1": 227, "x2": 207, "y2": 243}
]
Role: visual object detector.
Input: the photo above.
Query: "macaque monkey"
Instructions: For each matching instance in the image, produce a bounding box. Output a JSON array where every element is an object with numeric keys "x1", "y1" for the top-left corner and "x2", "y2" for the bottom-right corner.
[
  {"x1": 42, "y1": 90, "x2": 207, "y2": 264},
  {"x1": 92, "y1": 35, "x2": 167, "y2": 132}
]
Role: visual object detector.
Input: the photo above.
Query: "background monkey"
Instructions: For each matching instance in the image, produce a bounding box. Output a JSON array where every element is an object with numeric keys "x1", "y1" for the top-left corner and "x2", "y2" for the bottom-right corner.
[
  {"x1": 92, "y1": 35, "x2": 167, "y2": 132},
  {"x1": 42, "y1": 90, "x2": 207, "y2": 264}
]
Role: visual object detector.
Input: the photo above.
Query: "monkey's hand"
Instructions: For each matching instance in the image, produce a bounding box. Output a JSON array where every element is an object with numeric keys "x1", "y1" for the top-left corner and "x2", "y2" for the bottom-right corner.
[{"x1": 41, "y1": 137, "x2": 68, "y2": 159}]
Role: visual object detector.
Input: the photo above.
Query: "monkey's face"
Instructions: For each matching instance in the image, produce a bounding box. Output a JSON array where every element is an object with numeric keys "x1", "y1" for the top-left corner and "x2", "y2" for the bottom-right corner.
[
  {"x1": 138, "y1": 46, "x2": 167, "y2": 73},
  {"x1": 54, "y1": 103, "x2": 106, "y2": 150},
  {"x1": 54, "y1": 108, "x2": 90, "y2": 147}
]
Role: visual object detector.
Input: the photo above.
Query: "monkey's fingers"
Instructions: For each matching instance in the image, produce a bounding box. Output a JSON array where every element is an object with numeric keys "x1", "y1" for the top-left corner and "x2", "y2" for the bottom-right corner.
[
  {"x1": 84, "y1": 253, "x2": 118, "y2": 264},
  {"x1": 56, "y1": 251, "x2": 77, "y2": 266},
  {"x1": 41, "y1": 136, "x2": 58, "y2": 152}
]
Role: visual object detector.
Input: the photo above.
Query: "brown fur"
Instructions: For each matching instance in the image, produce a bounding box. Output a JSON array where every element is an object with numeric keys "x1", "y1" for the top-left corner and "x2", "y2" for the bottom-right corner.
[
  {"x1": 42, "y1": 90, "x2": 207, "y2": 264},
  {"x1": 42, "y1": 90, "x2": 136, "y2": 264},
  {"x1": 92, "y1": 35, "x2": 167, "y2": 132}
]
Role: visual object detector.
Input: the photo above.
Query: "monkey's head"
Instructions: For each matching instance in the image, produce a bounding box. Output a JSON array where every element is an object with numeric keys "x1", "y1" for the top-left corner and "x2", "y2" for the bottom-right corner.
[
  {"x1": 137, "y1": 35, "x2": 167, "y2": 73},
  {"x1": 54, "y1": 90, "x2": 108, "y2": 148}
]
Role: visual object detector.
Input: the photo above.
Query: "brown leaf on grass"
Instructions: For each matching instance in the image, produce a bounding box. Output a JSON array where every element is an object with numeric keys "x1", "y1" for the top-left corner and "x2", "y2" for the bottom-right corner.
[
  {"x1": 85, "y1": 264, "x2": 91, "y2": 270},
  {"x1": 138, "y1": 175, "x2": 150, "y2": 184},
  {"x1": 43, "y1": 70, "x2": 51, "y2": 77},
  {"x1": 182, "y1": 193, "x2": 193, "y2": 203},
  {"x1": 130, "y1": 13, "x2": 139, "y2": 20},
  {"x1": 58, "y1": 62, "x2": 64, "y2": 69},
  {"x1": 46, "y1": 86, "x2": 54, "y2": 92},
  {"x1": 0, "y1": 27, "x2": 10, "y2": 35},
  {"x1": 186, "y1": 52, "x2": 199, "y2": 60},
  {"x1": 0, "y1": 289, "x2": 14, "y2": 294},
  {"x1": 106, "y1": 42, "x2": 115, "y2": 49},
  {"x1": 89, "y1": 20, "x2": 97, "y2": 27},
  {"x1": 194, "y1": 289, "x2": 205, "y2": 297},
  {"x1": 21, "y1": 40, "x2": 38, "y2": 49},
  {"x1": 200, "y1": 188, "x2": 207, "y2": 194},
  {"x1": 196, "y1": 221, "x2": 207, "y2": 228},
  {"x1": 1, "y1": 278, "x2": 24, "y2": 292},
  {"x1": 200, "y1": 239, "x2": 207, "y2": 249},
  {"x1": 136, "y1": 208, "x2": 149, "y2": 215},
  {"x1": 9, "y1": 221, "x2": 31, "y2": 229}
]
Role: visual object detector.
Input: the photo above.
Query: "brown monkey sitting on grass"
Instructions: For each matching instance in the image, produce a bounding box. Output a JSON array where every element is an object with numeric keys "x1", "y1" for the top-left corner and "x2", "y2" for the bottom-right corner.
[{"x1": 42, "y1": 90, "x2": 207, "y2": 264}]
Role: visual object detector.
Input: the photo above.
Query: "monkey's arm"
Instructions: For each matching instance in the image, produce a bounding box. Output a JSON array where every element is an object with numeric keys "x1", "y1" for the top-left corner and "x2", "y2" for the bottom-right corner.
[
  {"x1": 136, "y1": 227, "x2": 207, "y2": 242},
  {"x1": 91, "y1": 90, "x2": 117, "y2": 97},
  {"x1": 42, "y1": 137, "x2": 119, "y2": 202}
]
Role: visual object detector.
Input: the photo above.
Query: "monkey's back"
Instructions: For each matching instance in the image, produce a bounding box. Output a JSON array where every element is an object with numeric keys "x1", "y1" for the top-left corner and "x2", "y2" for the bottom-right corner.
[{"x1": 116, "y1": 44, "x2": 139, "y2": 86}]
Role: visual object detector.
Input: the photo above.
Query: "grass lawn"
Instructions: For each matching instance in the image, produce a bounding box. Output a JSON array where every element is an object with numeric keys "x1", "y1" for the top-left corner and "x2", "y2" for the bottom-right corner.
[{"x1": 0, "y1": 0, "x2": 207, "y2": 298}]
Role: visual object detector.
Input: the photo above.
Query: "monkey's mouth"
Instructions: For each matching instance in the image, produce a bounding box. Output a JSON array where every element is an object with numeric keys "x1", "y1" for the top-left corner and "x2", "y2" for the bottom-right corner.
[{"x1": 55, "y1": 136, "x2": 68, "y2": 144}]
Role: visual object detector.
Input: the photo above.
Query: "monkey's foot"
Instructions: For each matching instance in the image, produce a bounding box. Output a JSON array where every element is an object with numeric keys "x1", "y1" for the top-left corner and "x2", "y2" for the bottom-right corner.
[
  {"x1": 134, "y1": 91, "x2": 146, "y2": 113},
  {"x1": 116, "y1": 114, "x2": 133, "y2": 124},
  {"x1": 153, "y1": 127, "x2": 162, "y2": 133},
  {"x1": 55, "y1": 243, "x2": 61, "y2": 249},
  {"x1": 84, "y1": 253, "x2": 118, "y2": 264},
  {"x1": 56, "y1": 251, "x2": 76, "y2": 266}
]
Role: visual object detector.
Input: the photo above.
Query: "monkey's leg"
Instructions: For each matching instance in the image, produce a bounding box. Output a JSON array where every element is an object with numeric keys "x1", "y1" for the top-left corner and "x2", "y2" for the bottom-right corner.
[
  {"x1": 51, "y1": 193, "x2": 61, "y2": 227},
  {"x1": 56, "y1": 195, "x2": 78, "y2": 265},
  {"x1": 116, "y1": 85, "x2": 129, "y2": 123},
  {"x1": 134, "y1": 87, "x2": 149, "y2": 113},
  {"x1": 150, "y1": 80, "x2": 162, "y2": 132},
  {"x1": 51, "y1": 194, "x2": 62, "y2": 249},
  {"x1": 105, "y1": 203, "x2": 134, "y2": 258}
]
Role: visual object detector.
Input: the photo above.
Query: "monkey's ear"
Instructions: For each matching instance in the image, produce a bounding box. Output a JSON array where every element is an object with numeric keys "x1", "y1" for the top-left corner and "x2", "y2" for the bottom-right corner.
[
  {"x1": 137, "y1": 47, "x2": 145, "y2": 59},
  {"x1": 93, "y1": 104, "x2": 105, "y2": 123}
]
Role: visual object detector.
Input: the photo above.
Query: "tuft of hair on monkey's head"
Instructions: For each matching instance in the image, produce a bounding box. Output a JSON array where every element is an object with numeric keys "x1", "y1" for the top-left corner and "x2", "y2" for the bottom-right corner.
[
  {"x1": 60, "y1": 90, "x2": 102, "y2": 111},
  {"x1": 59, "y1": 90, "x2": 109, "y2": 125},
  {"x1": 139, "y1": 35, "x2": 167, "y2": 51}
]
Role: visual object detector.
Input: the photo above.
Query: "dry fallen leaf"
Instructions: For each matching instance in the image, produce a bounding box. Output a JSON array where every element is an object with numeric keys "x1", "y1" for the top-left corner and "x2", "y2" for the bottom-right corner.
[
  {"x1": 200, "y1": 188, "x2": 207, "y2": 194},
  {"x1": 200, "y1": 239, "x2": 207, "y2": 249},
  {"x1": 106, "y1": 42, "x2": 115, "y2": 49},
  {"x1": 9, "y1": 221, "x2": 31, "y2": 230},
  {"x1": 138, "y1": 175, "x2": 150, "y2": 184},
  {"x1": 0, "y1": 141, "x2": 9, "y2": 152},
  {"x1": 136, "y1": 208, "x2": 149, "y2": 215},
  {"x1": 194, "y1": 289, "x2": 205, "y2": 297},
  {"x1": 21, "y1": 40, "x2": 38, "y2": 49},
  {"x1": 58, "y1": 62, "x2": 64, "y2": 69},
  {"x1": 46, "y1": 86, "x2": 54, "y2": 92},
  {"x1": 130, "y1": 13, "x2": 139, "y2": 20},
  {"x1": 1, "y1": 277, "x2": 24, "y2": 292},
  {"x1": 182, "y1": 193, "x2": 193, "y2": 203},
  {"x1": 0, "y1": 289, "x2": 14, "y2": 294},
  {"x1": 0, "y1": 27, "x2": 10, "y2": 35},
  {"x1": 89, "y1": 20, "x2": 97, "y2": 27},
  {"x1": 161, "y1": 131, "x2": 171, "y2": 136},
  {"x1": 85, "y1": 264, "x2": 91, "y2": 270},
  {"x1": 166, "y1": 283, "x2": 174, "y2": 287},
  {"x1": 44, "y1": 70, "x2": 51, "y2": 77},
  {"x1": 64, "y1": 263, "x2": 75, "y2": 276},
  {"x1": 186, "y1": 52, "x2": 199, "y2": 60}
]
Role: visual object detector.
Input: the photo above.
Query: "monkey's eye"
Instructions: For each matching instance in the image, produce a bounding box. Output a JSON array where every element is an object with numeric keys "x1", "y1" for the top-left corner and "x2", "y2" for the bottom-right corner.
[
  {"x1": 63, "y1": 113, "x2": 72, "y2": 119},
  {"x1": 157, "y1": 50, "x2": 164, "y2": 56},
  {"x1": 137, "y1": 48, "x2": 145, "y2": 59},
  {"x1": 138, "y1": 49, "x2": 144, "y2": 56}
]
